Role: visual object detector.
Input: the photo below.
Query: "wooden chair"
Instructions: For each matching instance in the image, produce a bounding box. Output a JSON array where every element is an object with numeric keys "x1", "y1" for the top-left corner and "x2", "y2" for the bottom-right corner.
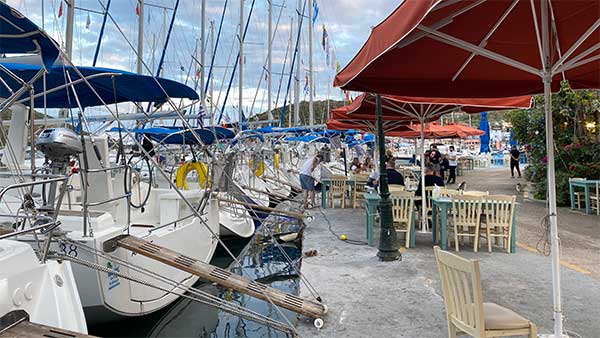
[
  {"x1": 482, "y1": 195, "x2": 516, "y2": 253},
  {"x1": 391, "y1": 191, "x2": 415, "y2": 248},
  {"x1": 389, "y1": 185, "x2": 406, "y2": 194},
  {"x1": 569, "y1": 177, "x2": 587, "y2": 210},
  {"x1": 462, "y1": 191, "x2": 489, "y2": 197},
  {"x1": 440, "y1": 188, "x2": 461, "y2": 198},
  {"x1": 590, "y1": 181, "x2": 599, "y2": 216},
  {"x1": 434, "y1": 247, "x2": 538, "y2": 338},
  {"x1": 451, "y1": 195, "x2": 483, "y2": 252},
  {"x1": 422, "y1": 186, "x2": 435, "y2": 231},
  {"x1": 328, "y1": 176, "x2": 348, "y2": 208},
  {"x1": 352, "y1": 175, "x2": 369, "y2": 208}
]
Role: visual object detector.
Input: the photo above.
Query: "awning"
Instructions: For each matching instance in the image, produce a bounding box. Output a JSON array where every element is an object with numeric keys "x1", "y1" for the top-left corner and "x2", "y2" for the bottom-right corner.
[
  {"x1": 110, "y1": 126, "x2": 233, "y2": 145},
  {"x1": 0, "y1": 62, "x2": 199, "y2": 108},
  {"x1": 389, "y1": 123, "x2": 485, "y2": 139},
  {"x1": 0, "y1": 3, "x2": 60, "y2": 69}
]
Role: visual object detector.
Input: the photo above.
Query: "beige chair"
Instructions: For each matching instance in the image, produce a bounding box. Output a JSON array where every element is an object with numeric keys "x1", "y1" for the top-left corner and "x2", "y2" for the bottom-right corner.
[
  {"x1": 440, "y1": 188, "x2": 461, "y2": 198},
  {"x1": 352, "y1": 175, "x2": 369, "y2": 208},
  {"x1": 391, "y1": 190, "x2": 415, "y2": 248},
  {"x1": 482, "y1": 195, "x2": 516, "y2": 253},
  {"x1": 590, "y1": 181, "x2": 599, "y2": 216},
  {"x1": 434, "y1": 247, "x2": 538, "y2": 338},
  {"x1": 328, "y1": 176, "x2": 348, "y2": 208},
  {"x1": 389, "y1": 185, "x2": 406, "y2": 194},
  {"x1": 451, "y1": 195, "x2": 483, "y2": 252},
  {"x1": 462, "y1": 191, "x2": 489, "y2": 197}
]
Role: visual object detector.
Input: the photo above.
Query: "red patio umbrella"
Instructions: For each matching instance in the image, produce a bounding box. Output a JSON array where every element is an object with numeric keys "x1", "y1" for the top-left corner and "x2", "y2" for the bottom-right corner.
[
  {"x1": 334, "y1": 1, "x2": 600, "y2": 335},
  {"x1": 389, "y1": 122, "x2": 485, "y2": 139}
]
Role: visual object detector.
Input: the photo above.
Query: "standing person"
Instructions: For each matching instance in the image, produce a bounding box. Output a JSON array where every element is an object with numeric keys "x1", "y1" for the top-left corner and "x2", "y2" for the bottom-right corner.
[
  {"x1": 446, "y1": 145, "x2": 457, "y2": 184},
  {"x1": 510, "y1": 145, "x2": 522, "y2": 178},
  {"x1": 429, "y1": 144, "x2": 442, "y2": 174},
  {"x1": 440, "y1": 154, "x2": 449, "y2": 181},
  {"x1": 299, "y1": 154, "x2": 323, "y2": 209}
]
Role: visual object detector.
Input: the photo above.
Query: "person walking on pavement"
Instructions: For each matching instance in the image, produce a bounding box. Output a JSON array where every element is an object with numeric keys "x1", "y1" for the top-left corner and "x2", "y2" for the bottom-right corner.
[
  {"x1": 299, "y1": 154, "x2": 323, "y2": 209},
  {"x1": 510, "y1": 145, "x2": 522, "y2": 178},
  {"x1": 446, "y1": 145, "x2": 457, "y2": 184}
]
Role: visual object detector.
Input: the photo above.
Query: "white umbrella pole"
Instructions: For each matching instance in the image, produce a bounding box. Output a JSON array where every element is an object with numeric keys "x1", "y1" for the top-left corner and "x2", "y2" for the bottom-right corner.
[
  {"x1": 420, "y1": 117, "x2": 427, "y2": 233},
  {"x1": 544, "y1": 77, "x2": 564, "y2": 338}
]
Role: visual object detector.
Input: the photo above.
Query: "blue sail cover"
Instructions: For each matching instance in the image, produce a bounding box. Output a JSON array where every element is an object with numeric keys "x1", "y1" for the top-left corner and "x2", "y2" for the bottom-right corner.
[
  {"x1": 284, "y1": 134, "x2": 330, "y2": 143},
  {"x1": 0, "y1": 3, "x2": 60, "y2": 70},
  {"x1": 0, "y1": 62, "x2": 199, "y2": 108},
  {"x1": 479, "y1": 112, "x2": 491, "y2": 153},
  {"x1": 110, "y1": 126, "x2": 233, "y2": 145}
]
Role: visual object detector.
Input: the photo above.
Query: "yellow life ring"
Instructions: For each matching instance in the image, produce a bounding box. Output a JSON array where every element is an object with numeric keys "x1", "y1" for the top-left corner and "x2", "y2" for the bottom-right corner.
[
  {"x1": 175, "y1": 162, "x2": 209, "y2": 190},
  {"x1": 274, "y1": 153, "x2": 280, "y2": 171},
  {"x1": 249, "y1": 159, "x2": 266, "y2": 177}
]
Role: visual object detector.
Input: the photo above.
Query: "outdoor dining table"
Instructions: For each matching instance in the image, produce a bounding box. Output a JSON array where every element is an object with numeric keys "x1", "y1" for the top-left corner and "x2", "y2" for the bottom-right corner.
[
  {"x1": 569, "y1": 179, "x2": 600, "y2": 214},
  {"x1": 320, "y1": 177, "x2": 355, "y2": 209},
  {"x1": 431, "y1": 196, "x2": 518, "y2": 253}
]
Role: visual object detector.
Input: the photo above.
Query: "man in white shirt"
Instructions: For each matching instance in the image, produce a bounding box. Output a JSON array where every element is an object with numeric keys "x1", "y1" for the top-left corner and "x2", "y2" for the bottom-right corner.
[
  {"x1": 299, "y1": 154, "x2": 323, "y2": 209},
  {"x1": 446, "y1": 145, "x2": 457, "y2": 184}
]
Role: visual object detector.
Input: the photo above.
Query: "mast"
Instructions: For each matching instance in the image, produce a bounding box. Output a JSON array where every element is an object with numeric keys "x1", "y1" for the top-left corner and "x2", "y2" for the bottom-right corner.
[
  {"x1": 210, "y1": 20, "x2": 215, "y2": 125},
  {"x1": 294, "y1": 0, "x2": 301, "y2": 125},
  {"x1": 65, "y1": 0, "x2": 75, "y2": 59},
  {"x1": 239, "y1": 0, "x2": 244, "y2": 127},
  {"x1": 93, "y1": 0, "x2": 112, "y2": 67},
  {"x1": 201, "y1": 0, "x2": 206, "y2": 106},
  {"x1": 137, "y1": 0, "x2": 144, "y2": 75},
  {"x1": 288, "y1": 15, "x2": 294, "y2": 127},
  {"x1": 308, "y1": 0, "x2": 313, "y2": 126},
  {"x1": 267, "y1": 0, "x2": 273, "y2": 122}
]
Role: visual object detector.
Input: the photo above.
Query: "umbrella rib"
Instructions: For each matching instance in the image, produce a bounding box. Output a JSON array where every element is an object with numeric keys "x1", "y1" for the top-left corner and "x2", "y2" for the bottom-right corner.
[
  {"x1": 530, "y1": 0, "x2": 546, "y2": 71},
  {"x1": 417, "y1": 24, "x2": 540, "y2": 76},
  {"x1": 452, "y1": 0, "x2": 519, "y2": 82},
  {"x1": 396, "y1": 0, "x2": 487, "y2": 50},
  {"x1": 555, "y1": 41, "x2": 600, "y2": 74},
  {"x1": 548, "y1": 0, "x2": 565, "y2": 80},
  {"x1": 558, "y1": 53, "x2": 600, "y2": 74},
  {"x1": 551, "y1": 15, "x2": 600, "y2": 73}
]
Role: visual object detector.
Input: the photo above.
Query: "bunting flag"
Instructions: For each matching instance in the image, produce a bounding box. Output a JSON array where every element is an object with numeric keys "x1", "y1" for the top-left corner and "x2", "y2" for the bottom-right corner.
[
  {"x1": 331, "y1": 49, "x2": 336, "y2": 71},
  {"x1": 345, "y1": 90, "x2": 351, "y2": 103},
  {"x1": 195, "y1": 68, "x2": 201, "y2": 78},
  {"x1": 326, "y1": 45, "x2": 330, "y2": 66},
  {"x1": 322, "y1": 25, "x2": 328, "y2": 51},
  {"x1": 180, "y1": 65, "x2": 185, "y2": 72},
  {"x1": 85, "y1": 13, "x2": 91, "y2": 29},
  {"x1": 58, "y1": 1, "x2": 64, "y2": 18},
  {"x1": 136, "y1": 4, "x2": 140, "y2": 16},
  {"x1": 304, "y1": 73, "x2": 309, "y2": 94},
  {"x1": 197, "y1": 102, "x2": 206, "y2": 127},
  {"x1": 312, "y1": 1, "x2": 319, "y2": 24},
  {"x1": 335, "y1": 61, "x2": 341, "y2": 73}
]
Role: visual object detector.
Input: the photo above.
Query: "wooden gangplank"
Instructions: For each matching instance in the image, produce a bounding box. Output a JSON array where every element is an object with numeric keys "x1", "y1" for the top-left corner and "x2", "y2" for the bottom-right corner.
[
  {"x1": 105, "y1": 235, "x2": 326, "y2": 319},
  {"x1": 0, "y1": 322, "x2": 95, "y2": 338}
]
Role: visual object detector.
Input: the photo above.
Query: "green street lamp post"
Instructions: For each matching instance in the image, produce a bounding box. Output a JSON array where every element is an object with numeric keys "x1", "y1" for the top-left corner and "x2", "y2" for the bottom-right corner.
[{"x1": 375, "y1": 94, "x2": 401, "y2": 261}]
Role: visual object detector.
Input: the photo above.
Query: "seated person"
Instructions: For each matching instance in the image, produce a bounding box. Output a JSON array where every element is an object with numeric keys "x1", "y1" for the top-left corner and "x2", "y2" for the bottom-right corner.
[
  {"x1": 386, "y1": 156, "x2": 404, "y2": 186},
  {"x1": 415, "y1": 163, "x2": 445, "y2": 198},
  {"x1": 350, "y1": 157, "x2": 362, "y2": 174},
  {"x1": 366, "y1": 171, "x2": 379, "y2": 189},
  {"x1": 362, "y1": 156, "x2": 374, "y2": 172}
]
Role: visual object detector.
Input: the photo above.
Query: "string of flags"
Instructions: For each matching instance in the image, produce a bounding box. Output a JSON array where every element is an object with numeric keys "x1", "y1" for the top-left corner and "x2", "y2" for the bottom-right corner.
[{"x1": 312, "y1": 1, "x2": 319, "y2": 24}]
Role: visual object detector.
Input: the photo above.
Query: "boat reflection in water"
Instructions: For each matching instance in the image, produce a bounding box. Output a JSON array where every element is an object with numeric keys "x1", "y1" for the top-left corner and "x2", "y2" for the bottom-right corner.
[{"x1": 91, "y1": 221, "x2": 303, "y2": 338}]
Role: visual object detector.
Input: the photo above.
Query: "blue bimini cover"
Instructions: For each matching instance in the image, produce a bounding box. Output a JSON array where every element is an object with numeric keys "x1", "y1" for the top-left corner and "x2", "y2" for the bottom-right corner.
[
  {"x1": 0, "y1": 3, "x2": 60, "y2": 69},
  {"x1": 0, "y1": 62, "x2": 199, "y2": 108}
]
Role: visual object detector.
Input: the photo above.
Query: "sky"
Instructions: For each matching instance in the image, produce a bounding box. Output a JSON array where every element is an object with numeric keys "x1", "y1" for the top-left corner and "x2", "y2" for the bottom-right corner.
[{"x1": 6, "y1": 0, "x2": 401, "y2": 123}]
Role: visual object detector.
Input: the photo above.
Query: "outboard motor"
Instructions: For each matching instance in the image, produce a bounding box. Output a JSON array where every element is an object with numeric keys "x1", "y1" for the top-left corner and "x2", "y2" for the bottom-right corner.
[{"x1": 36, "y1": 128, "x2": 83, "y2": 212}]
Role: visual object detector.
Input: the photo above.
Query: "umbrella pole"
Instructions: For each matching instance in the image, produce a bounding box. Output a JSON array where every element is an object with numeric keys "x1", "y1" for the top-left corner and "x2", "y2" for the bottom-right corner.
[
  {"x1": 419, "y1": 117, "x2": 427, "y2": 233},
  {"x1": 544, "y1": 76, "x2": 564, "y2": 337},
  {"x1": 541, "y1": 1, "x2": 564, "y2": 335},
  {"x1": 375, "y1": 94, "x2": 400, "y2": 261}
]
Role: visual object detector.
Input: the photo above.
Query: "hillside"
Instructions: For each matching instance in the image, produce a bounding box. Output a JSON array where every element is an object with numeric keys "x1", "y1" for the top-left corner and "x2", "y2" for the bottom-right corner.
[{"x1": 252, "y1": 99, "x2": 346, "y2": 125}]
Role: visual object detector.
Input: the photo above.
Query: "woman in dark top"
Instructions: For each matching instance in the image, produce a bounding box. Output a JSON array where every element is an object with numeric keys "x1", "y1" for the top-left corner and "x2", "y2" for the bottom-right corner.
[{"x1": 386, "y1": 156, "x2": 404, "y2": 186}]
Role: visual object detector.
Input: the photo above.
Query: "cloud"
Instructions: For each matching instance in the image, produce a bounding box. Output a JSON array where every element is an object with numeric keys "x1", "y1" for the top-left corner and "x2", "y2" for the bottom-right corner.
[{"x1": 5, "y1": 0, "x2": 401, "y2": 123}]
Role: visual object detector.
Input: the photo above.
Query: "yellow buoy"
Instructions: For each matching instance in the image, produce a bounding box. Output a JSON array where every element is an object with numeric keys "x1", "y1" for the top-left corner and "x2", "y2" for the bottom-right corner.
[
  {"x1": 175, "y1": 162, "x2": 209, "y2": 190},
  {"x1": 340, "y1": 234, "x2": 347, "y2": 241}
]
